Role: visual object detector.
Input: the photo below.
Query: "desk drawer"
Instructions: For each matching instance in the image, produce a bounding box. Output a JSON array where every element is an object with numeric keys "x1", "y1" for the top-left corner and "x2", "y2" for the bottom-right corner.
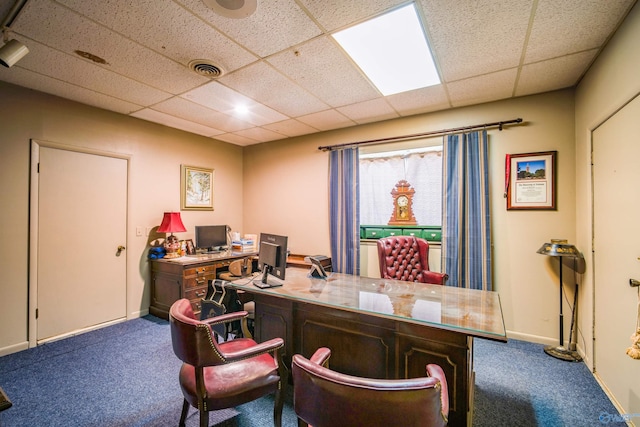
[
  {"x1": 184, "y1": 265, "x2": 216, "y2": 277},
  {"x1": 422, "y1": 229, "x2": 441, "y2": 242},
  {"x1": 184, "y1": 286, "x2": 208, "y2": 301},
  {"x1": 184, "y1": 274, "x2": 214, "y2": 289},
  {"x1": 364, "y1": 228, "x2": 384, "y2": 239}
]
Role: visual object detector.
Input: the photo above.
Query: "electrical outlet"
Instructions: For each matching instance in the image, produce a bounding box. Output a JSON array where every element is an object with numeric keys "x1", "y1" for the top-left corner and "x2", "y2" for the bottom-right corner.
[{"x1": 136, "y1": 226, "x2": 143, "y2": 237}]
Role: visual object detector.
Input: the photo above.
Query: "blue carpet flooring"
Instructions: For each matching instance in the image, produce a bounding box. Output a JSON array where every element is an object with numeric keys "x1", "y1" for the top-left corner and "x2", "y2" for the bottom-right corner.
[{"x1": 0, "y1": 315, "x2": 624, "y2": 426}]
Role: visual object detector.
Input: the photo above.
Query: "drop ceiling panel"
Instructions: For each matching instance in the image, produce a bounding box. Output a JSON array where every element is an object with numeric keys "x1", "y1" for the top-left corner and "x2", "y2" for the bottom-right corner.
[
  {"x1": 262, "y1": 119, "x2": 319, "y2": 138},
  {"x1": 516, "y1": 50, "x2": 598, "y2": 97},
  {"x1": 0, "y1": 67, "x2": 141, "y2": 114},
  {"x1": 448, "y1": 69, "x2": 518, "y2": 107},
  {"x1": 298, "y1": 0, "x2": 408, "y2": 32},
  {"x1": 13, "y1": 0, "x2": 208, "y2": 94},
  {"x1": 17, "y1": 40, "x2": 172, "y2": 106},
  {"x1": 387, "y1": 84, "x2": 451, "y2": 116},
  {"x1": 131, "y1": 108, "x2": 225, "y2": 137},
  {"x1": 421, "y1": 0, "x2": 533, "y2": 82},
  {"x1": 57, "y1": 0, "x2": 257, "y2": 72},
  {"x1": 525, "y1": 0, "x2": 636, "y2": 63},
  {"x1": 214, "y1": 132, "x2": 259, "y2": 146},
  {"x1": 218, "y1": 61, "x2": 329, "y2": 117},
  {"x1": 337, "y1": 98, "x2": 399, "y2": 124},
  {"x1": 267, "y1": 36, "x2": 380, "y2": 107},
  {"x1": 178, "y1": 0, "x2": 322, "y2": 58},
  {"x1": 297, "y1": 109, "x2": 355, "y2": 131},
  {"x1": 233, "y1": 126, "x2": 287, "y2": 143},
  {"x1": 150, "y1": 97, "x2": 227, "y2": 131}
]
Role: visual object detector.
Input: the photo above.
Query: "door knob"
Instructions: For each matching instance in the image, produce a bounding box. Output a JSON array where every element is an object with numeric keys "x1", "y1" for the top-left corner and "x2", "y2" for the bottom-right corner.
[
  {"x1": 630, "y1": 279, "x2": 640, "y2": 287},
  {"x1": 116, "y1": 245, "x2": 126, "y2": 256}
]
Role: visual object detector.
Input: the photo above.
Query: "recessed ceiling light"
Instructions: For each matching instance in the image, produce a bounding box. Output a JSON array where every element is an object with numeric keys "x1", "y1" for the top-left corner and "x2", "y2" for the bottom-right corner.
[
  {"x1": 202, "y1": 0, "x2": 257, "y2": 19},
  {"x1": 234, "y1": 105, "x2": 249, "y2": 115},
  {"x1": 332, "y1": 3, "x2": 440, "y2": 96}
]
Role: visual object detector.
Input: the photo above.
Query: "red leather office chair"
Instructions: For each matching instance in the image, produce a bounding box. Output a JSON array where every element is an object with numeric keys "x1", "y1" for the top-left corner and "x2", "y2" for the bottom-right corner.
[
  {"x1": 170, "y1": 298, "x2": 287, "y2": 427},
  {"x1": 377, "y1": 236, "x2": 448, "y2": 285},
  {"x1": 292, "y1": 347, "x2": 449, "y2": 427}
]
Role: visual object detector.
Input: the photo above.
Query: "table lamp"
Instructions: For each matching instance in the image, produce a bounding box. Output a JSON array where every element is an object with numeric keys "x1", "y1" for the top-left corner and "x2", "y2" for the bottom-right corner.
[
  {"x1": 158, "y1": 212, "x2": 186, "y2": 258},
  {"x1": 537, "y1": 239, "x2": 582, "y2": 362}
]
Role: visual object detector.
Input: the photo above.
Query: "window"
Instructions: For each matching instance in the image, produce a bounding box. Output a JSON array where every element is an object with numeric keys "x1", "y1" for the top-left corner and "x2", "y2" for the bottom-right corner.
[{"x1": 359, "y1": 144, "x2": 442, "y2": 226}]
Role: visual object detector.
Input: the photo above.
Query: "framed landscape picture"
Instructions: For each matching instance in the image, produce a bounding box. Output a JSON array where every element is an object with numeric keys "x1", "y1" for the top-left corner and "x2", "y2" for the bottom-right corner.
[
  {"x1": 506, "y1": 151, "x2": 556, "y2": 210},
  {"x1": 181, "y1": 165, "x2": 214, "y2": 210}
]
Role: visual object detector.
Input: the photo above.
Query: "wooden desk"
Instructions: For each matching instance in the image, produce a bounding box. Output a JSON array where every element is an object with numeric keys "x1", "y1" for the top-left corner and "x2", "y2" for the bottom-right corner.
[
  {"x1": 230, "y1": 268, "x2": 506, "y2": 427},
  {"x1": 149, "y1": 251, "x2": 256, "y2": 319}
]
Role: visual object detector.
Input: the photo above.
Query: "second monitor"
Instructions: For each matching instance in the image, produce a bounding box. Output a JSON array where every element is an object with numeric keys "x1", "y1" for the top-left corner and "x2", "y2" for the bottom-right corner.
[
  {"x1": 195, "y1": 225, "x2": 229, "y2": 252},
  {"x1": 255, "y1": 233, "x2": 288, "y2": 288}
]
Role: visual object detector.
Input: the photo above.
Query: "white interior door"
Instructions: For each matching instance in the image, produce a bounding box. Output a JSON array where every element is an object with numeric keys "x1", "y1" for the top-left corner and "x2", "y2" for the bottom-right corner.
[
  {"x1": 36, "y1": 145, "x2": 127, "y2": 341},
  {"x1": 593, "y1": 94, "x2": 640, "y2": 414}
]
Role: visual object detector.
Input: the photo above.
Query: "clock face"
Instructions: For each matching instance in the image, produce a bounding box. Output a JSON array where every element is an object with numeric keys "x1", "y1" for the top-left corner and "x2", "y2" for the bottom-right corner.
[{"x1": 397, "y1": 195, "x2": 409, "y2": 207}]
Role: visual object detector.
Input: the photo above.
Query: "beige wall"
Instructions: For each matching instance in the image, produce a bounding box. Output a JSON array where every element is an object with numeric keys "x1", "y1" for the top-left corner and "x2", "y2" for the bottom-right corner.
[
  {"x1": 243, "y1": 89, "x2": 577, "y2": 345},
  {"x1": 575, "y1": 2, "x2": 640, "y2": 369},
  {"x1": 0, "y1": 81, "x2": 244, "y2": 355}
]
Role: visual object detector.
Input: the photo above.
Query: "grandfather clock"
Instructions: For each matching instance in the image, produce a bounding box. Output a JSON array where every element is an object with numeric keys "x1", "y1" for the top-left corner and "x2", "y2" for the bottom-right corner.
[{"x1": 388, "y1": 180, "x2": 417, "y2": 225}]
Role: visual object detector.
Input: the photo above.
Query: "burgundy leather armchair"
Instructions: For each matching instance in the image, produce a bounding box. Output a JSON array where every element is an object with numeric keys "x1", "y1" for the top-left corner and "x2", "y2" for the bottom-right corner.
[
  {"x1": 292, "y1": 347, "x2": 449, "y2": 427},
  {"x1": 377, "y1": 236, "x2": 448, "y2": 285},
  {"x1": 169, "y1": 298, "x2": 287, "y2": 427}
]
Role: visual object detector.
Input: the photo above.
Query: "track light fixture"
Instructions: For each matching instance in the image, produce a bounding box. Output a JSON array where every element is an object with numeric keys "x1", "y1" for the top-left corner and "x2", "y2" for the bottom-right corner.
[{"x1": 0, "y1": 27, "x2": 29, "y2": 68}]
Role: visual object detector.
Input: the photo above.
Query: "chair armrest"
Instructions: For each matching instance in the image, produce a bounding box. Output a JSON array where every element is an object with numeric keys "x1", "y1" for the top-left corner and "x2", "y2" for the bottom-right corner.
[
  {"x1": 421, "y1": 271, "x2": 448, "y2": 285},
  {"x1": 309, "y1": 347, "x2": 331, "y2": 367},
  {"x1": 427, "y1": 364, "x2": 449, "y2": 419},
  {"x1": 201, "y1": 310, "x2": 248, "y2": 327},
  {"x1": 221, "y1": 337, "x2": 285, "y2": 362}
]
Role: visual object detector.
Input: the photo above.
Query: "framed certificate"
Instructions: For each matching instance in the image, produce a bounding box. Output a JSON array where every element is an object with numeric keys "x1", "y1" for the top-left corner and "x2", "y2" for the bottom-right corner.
[{"x1": 506, "y1": 151, "x2": 556, "y2": 210}]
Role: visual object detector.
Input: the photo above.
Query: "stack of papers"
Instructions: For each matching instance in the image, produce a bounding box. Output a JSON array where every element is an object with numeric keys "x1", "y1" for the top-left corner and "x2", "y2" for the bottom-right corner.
[{"x1": 231, "y1": 239, "x2": 255, "y2": 252}]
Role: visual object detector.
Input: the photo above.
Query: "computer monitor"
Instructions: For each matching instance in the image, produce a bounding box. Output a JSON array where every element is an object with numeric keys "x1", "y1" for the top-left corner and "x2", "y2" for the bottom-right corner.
[
  {"x1": 194, "y1": 225, "x2": 229, "y2": 252},
  {"x1": 256, "y1": 233, "x2": 288, "y2": 288}
]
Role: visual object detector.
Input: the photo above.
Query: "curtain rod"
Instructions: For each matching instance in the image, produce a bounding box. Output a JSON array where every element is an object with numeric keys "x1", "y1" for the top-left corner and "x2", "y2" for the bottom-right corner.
[{"x1": 318, "y1": 118, "x2": 524, "y2": 151}]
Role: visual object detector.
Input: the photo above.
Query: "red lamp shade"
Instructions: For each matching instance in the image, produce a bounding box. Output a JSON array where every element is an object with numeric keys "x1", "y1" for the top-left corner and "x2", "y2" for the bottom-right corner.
[{"x1": 157, "y1": 212, "x2": 186, "y2": 234}]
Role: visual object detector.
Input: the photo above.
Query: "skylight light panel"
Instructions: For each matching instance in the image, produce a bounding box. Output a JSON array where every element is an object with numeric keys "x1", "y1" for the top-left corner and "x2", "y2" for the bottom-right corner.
[{"x1": 332, "y1": 3, "x2": 440, "y2": 96}]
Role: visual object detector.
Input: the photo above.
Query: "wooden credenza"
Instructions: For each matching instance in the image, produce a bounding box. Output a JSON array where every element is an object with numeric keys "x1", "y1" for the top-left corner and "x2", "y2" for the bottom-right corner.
[{"x1": 149, "y1": 252, "x2": 255, "y2": 320}]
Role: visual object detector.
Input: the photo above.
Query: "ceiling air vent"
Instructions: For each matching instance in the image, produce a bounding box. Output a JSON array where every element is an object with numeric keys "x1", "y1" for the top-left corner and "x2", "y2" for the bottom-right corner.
[{"x1": 188, "y1": 60, "x2": 224, "y2": 78}]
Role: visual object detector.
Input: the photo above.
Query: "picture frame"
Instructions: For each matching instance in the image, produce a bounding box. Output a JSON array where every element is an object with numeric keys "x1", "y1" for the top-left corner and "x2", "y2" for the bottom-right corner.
[
  {"x1": 506, "y1": 151, "x2": 556, "y2": 210},
  {"x1": 181, "y1": 165, "x2": 214, "y2": 211},
  {"x1": 184, "y1": 239, "x2": 195, "y2": 255}
]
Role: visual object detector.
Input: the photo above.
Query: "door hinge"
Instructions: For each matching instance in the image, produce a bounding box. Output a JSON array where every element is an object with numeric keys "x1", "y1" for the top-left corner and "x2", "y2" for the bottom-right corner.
[
  {"x1": 37, "y1": 162, "x2": 40, "y2": 173},
  {"x1": 35, "y1": 308, "x2": 39, "y2": 319}
]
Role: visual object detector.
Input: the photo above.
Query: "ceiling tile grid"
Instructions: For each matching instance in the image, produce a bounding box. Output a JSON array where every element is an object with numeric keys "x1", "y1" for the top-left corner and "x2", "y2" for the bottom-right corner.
[
  {"x1": 1, "y1": 0, "x2": 636, "y2": 145},
  {"x1": 516, "y1": 49, "x2": 599, "y2": 97},
  {"x1": 218, "y1": 61, "x2": 330, "y2": 117},
  {"x1": 0, "y1": 65, "x2": 142, "y2": 114},
  {"x1": 16, "y1": 40, "x2": 172, "y2": 107},
  {"x1": 266, "y1": 36, "x2": 381, "y2": 108},
  {"x1": 57, "y1": 0, "x2": 258, "y2": 72},
  {"x1": 419, "y1": 0, "x2": 534, "y2": 82}
]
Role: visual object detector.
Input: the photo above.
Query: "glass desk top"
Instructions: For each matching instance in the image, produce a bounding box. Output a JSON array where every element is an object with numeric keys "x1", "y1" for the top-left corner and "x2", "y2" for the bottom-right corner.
[{"x1": 231, "y1": 267, "x2": 507, "y2": 341}]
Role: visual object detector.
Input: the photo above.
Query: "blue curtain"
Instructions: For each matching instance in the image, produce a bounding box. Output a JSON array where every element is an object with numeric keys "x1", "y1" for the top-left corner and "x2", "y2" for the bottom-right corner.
[
  {"x1": 329, "y1": 148, "x2": 360, "y2": 275},
  {"x1": 442, "y1": 130, "x2": 492, "y2": 290}
]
